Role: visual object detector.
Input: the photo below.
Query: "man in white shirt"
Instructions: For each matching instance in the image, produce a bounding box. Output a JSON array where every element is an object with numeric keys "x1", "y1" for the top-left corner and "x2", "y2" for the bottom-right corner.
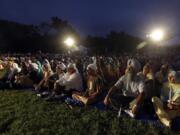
[
  {"x1": 57, "y1": 63, "x2": 83, "y2": 96},
  {"x1": 104, "y1": 59, "x2": 146, "y2": 117}
]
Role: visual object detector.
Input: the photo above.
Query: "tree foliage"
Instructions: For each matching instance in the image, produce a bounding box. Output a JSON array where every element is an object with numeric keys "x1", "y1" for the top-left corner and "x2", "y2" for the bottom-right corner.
[{"x1": 0, "y1": 18, "x2": 143, "y2": 53}]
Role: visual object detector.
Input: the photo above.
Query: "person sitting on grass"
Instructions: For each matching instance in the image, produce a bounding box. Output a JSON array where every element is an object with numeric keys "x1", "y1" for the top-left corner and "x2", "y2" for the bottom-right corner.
[
  {"x1": 137, "y1": 63, "x2": 154, "y2": 81},
  {"x1": 14, "y1": 59, "x2": 44, "y2": 89},
  {"x1": 54, "y1": 62, "x2": 66, "y2": 85},
  {"x1": 0, "y1": 60, "x2": 9, "y2": 89},
  {"x1": 137, "y1": 63, "x2": 157, "y2": 99},
  {"x1": 34, "y1": 59, "x2": 53, "y2": 95},
  {"x1": 152, "y1": 70, "x2": 180, "y2": 128},
  {"x1": 48, "y1": 62, "x2": 66, "y2": 97},
  {"x1": 52, "y1": 63, "x2": 83, "y2": 97},
  {"x1": 5, "y1": 61, "x2": 22, "y2": 88},
  {"x1": 72, "y1": 63, "x2": 104, "y2": 105},
  {"x1": 104, "y1": 59, "x2": 146, "y2": 118}
]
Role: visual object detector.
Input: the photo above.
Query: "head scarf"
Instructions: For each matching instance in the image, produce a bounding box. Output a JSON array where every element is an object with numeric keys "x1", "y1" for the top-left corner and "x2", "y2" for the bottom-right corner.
[{"x1": 127, "y1": 58, "x2": 141, "y2": 73}]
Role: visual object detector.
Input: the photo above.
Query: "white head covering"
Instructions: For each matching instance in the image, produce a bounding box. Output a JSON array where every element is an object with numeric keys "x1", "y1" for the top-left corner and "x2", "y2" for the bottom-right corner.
[
  {"x1": 43, "y1": 59, "x2": 52, "y2": 72},
  {"x1": 44, "y1": 59, "x2": 50, "y2": 65},
  {"x1": 92, "y1": 57, "x2": 97, "y2": 64},
  {"x1": 168, "y1": 70, "x2": 180, "y2": 82},
  {"x1": 12, "y1": 63, "x2": 21, "y2": 73},
  {"x1": 67, "y1": 63, "x2": 78, "y2": 72},
  {"x1": 87, "y1": 63, "x2": 97, "y2": 71},
  {"x1": 168, "y1": 70, "x2": 176, "y2": 77},
  {"x1": 30, "y1": 63, "x2": 39, "y2": 71},
  {"x1": 57, "y1": 63, "x2": 66, "y2": 70},
  {"x1": 28, "y1": 60, "x2": 32, "y2": 64},
  {"x1": 127, "y1": 58, "x2": 141, "y2": 72},
  {"x1": 67, "y1": 63, "x2": 76, "y2": 69}
]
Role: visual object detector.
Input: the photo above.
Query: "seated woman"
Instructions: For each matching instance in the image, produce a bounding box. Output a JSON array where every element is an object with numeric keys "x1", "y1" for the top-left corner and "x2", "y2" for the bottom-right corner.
[
  {"x1": 52, "y1": 63, "x2": 66, "y2": 95},
  {"x1": 152, "y1": 70, "x2": 180, "y2": 128},
  {"x1": 72, "y1": 63, "x2": 103, "y2": 105},
  {"x1": 34, "y1": 59, "x2": 53, "y2": 93}
]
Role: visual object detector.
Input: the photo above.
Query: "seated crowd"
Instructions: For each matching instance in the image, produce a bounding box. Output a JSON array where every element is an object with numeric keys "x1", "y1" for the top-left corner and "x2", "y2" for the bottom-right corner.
[{"x1": 0, "y1": 53, "x2": 179, "y2": 128}]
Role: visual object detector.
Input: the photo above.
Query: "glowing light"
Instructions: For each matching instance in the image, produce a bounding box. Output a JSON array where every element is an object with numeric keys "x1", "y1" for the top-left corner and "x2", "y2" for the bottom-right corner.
[
  {"x1": 148, "y1": 29, "x2": 165, "y2": 42},
  {"x1": 64, "y1": 37, "x2": 75, "y2": 47}
]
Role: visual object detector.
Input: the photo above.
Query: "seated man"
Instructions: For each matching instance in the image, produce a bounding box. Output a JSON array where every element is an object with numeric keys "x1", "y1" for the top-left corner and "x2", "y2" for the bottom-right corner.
[
  {"x1": 72, "y1": 63, "x2": 103, "y2": 105},
  {"x1": 152, "y1": 70, "x2": 180, "y2": 128},
  {"x1": 104, "y1": 59, "x2": 146, "y2": 118},
  {"x1": 54, "y1": 63, "x2": 83, "y2": 97}
]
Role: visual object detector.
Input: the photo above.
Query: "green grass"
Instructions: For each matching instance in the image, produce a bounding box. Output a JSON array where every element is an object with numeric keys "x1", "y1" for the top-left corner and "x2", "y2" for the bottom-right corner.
[{"x1": 0, "y1": 90, "x2": 179, "y2": 135}]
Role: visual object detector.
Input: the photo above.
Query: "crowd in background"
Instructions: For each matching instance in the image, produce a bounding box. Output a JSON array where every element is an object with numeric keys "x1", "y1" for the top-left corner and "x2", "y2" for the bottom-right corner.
[{"x1": 0, "y1": 52, "x2": 179, "y2": 128}]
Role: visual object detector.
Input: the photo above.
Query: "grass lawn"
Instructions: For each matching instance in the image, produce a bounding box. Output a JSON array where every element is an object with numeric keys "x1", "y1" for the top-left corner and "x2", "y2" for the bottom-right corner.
[{"x1": 0, "y1": 90, "x2": 179, "y2": 135}]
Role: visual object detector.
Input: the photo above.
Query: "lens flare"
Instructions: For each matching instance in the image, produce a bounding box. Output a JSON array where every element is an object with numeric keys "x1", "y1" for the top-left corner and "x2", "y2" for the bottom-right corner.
[{"x1": 149, "y1": 29, "x2": 164, "y2": 42}]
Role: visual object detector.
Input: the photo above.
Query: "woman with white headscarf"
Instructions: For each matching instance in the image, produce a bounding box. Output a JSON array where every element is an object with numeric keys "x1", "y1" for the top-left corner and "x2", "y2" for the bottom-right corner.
[
  {"x1": 72, "y1": 63, "x2": 104, "y2": 105},
  {"x1": 34, "y1": 59, "x2": 53, "y2": 92},
  {"x1": 51, "y1": 63, "x2": 66, "y2": 95}
]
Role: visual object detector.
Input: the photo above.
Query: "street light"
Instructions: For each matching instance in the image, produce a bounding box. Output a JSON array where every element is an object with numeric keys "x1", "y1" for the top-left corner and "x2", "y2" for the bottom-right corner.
[
  {"x1": 137, "y1": 28, "x2": 165, "y2": 50},
  {"x1": 147, "y1": 29, "x2": 165, "y2": 42},
  {"x1": 64, "y1": 37, "x2": 75, "y2": 47},
  {"x1": 145, "y1": 28, "x2": 166, "y2": 55}
]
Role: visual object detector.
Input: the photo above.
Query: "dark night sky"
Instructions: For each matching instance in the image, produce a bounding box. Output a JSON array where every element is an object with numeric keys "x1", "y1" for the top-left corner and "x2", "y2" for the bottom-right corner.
[{"x1": 0, "y1": 0, "x2": 180, "y2": 38}]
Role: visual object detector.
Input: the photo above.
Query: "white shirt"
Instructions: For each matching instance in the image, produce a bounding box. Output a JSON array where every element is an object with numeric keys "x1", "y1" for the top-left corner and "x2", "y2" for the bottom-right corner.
[
  {"x1": 8, "y1": 63, "x2": 21, "y2": 79},
  {"x1": 60, "y1": 71, "x2": 83, "y2": 91},
  {"x1": 56, "y1": 72, "x2": 65, "y2": 84},
  {"x1": 114, "y1": 75, "x2": 145, "y2": 97},
  {"x1": 10, "y1": 63, "x2": 21, "y2": 73}
]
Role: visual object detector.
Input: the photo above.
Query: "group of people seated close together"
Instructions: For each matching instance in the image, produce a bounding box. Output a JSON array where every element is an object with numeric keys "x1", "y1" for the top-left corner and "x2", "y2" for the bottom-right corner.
[{"x1": 0, "y1": 53, "x2": 179, "y2": 128}]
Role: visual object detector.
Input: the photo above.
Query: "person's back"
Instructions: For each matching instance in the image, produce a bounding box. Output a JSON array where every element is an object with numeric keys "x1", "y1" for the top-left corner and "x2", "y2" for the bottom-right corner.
[
  {"x1": 87, "y1": 74, "x2": 103, "y2": 96},
  {"x1": 64, "y1": 71, "x2": 83, "y2": 91}
]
